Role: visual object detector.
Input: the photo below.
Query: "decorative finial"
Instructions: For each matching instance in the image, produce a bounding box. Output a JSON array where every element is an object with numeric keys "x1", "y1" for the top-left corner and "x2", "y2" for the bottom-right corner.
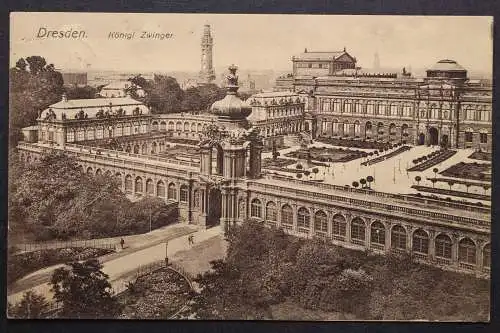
[
  {"x1": 226, "y1": 64, "x2": 239, "y2": 94},
  {"x1": 343, "y1": 46, "x2": 346, "y2": 52},
  {"x1": 304, "y1": 48, "x2": 308, "y2": 53},
  {"x1": 61, "y1": 93, "x2": 68, "y2": 102}
]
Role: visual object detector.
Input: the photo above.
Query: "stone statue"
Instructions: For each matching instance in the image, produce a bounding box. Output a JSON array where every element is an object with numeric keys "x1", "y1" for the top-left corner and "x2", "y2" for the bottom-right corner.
[{"x1": 226, "y1": 64, "x2": 238, "y2": 87}]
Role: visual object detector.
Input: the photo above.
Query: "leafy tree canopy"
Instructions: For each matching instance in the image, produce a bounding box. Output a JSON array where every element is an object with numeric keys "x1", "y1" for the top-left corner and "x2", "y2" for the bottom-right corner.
[{"x1": 50, "y1": 258, "x2": 121, "y2": 318}]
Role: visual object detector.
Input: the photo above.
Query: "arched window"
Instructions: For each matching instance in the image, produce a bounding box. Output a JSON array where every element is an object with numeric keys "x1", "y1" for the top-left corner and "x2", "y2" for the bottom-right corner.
[
  {"x1": 370, "y1": 221, "x2": 385, "y2": 246},
  {"x1": 124, "y1": 175, "x2": 133, "y2": 193},
  {"x1": 435, "y1": 234, "x2": 452, "y2": 259},
  {"x1": 190, "y1": 123, "x2": 196, "y2": 132},
  {"x1": 412, "y1": 229, "x2": 429, "y2": 254},
  {"x1": 297, "y1": 207, "x2": 310, "y2": 229},
  {"x1": 176, "y1": 122, "x2": 182, "y2": 131},
  {"x1": 135, "y1": 177, "x2": 143, "y2": 193},
  {"x1": 483, "y1": 244, "x2": 490, "y2": 268},
  {"x1": 465, "y1": 128, "x2": 473, "y2": 143},
  {"x1": 266, "y1": 202, "x2": 277, "y2": 221},
  {"x1": 250, "y1": 199, "x2": 262, "y2": 218},
  {"x1": 160, "y1": 121, "x2": 167, "y2": 131},
  {"x1": 281, "y1": 204, "x2": 293, "y2": 227},
  {"x1": 141, "y1": 144, "x2": 148, "y2": 154},
  {"x1": 351, "y1": 217, "x2": 365, "y2": 244},
  {"x1": 124, "y1": 124, "x2": 131, "y2": 136},
  {"x1": 332, "y1": 214, "x2": 346, "y2": 238},
  {"x1": 391, "y1": 225, "x2": 407, "y2": 250},
  {"x1": 168, "y1": 183, "x2": 177, "y2": 200},
  {"x1": 151, "y1": 142, "x2": 157, "y2": 154},
  {"x1": 152, "y1": 121, "x2": 159, "y2": 131},
  {"x1": 314, "y1": 210, "x2": 328, "y2": 233},
  {"x1": 168, "y1": 121, "x2": 174, "y2": 131},
  {"x1": 146, "y1": 179, "x2": 154, "y2": 195},
  {"x1": 86, "y1": 167, "x2": 93, "y2": 175},
  {"x1": 458, "y1": 238, "x2": 476, "y2": 265},
  {"x1": 115, "y1": 124, "x2": 123, "y2": 137},
  {"x1": 95, "y1": 169, "x2": 102, "y2": 176},
  {"x1": 183, "y1": 122, "x2": 189, "y2": 132},
  {"x1": 180, "y1": 185, "x2": 189, "y2": 203},
  {"x1": 156, "y1": 180, "x2": 165, "y2": 197}
]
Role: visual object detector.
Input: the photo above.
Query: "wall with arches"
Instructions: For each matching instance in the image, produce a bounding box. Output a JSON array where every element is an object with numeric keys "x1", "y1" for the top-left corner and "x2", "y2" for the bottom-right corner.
[{"x1": 238, "y1": 187, "x2": 490, "y2": 277}]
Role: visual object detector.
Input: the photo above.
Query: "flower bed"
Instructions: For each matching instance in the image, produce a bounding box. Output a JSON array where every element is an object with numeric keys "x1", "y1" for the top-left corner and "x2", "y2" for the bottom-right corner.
[
  {"x1": 285, "y1": 147, "x2": 367, "y2": 163},
  {"x1": 440, "y1": 162, "x2": 491, "y2": 182},
  {"x1": 361, "y1": 145, "x2": 411, "y2": 166},
  {"x1": 7, "y1": 247, "x2": 114, "y2": 285},
  {"x1": 118, "y1": 267, "x2": 193, "y2": 319},
  {"x1": 316, "y1": 137, "x2": 392, "y2": 150},
  {"x1": 408, "y1": 149, "x2": 457, "y2": 172},
  {"x1": 468, "y1": 151, "x2": 492, "y2": 162}
]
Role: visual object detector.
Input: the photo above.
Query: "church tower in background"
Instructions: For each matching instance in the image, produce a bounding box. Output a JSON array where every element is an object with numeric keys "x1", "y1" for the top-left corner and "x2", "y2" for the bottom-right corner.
[{"x1": 199, "y1": 24, "x2": 216, "y2": 84}]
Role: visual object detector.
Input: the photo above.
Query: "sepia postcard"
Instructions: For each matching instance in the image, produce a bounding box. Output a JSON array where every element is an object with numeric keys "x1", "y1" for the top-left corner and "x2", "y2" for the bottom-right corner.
[{"x1": 7, "y1": 12, "x2": 492, "y2": 321}]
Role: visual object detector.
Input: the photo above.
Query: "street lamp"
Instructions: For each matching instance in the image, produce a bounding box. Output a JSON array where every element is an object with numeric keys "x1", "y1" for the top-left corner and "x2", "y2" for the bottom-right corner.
[{"x1": 164, "y1": 241, "x2": 169, "y2": 266}]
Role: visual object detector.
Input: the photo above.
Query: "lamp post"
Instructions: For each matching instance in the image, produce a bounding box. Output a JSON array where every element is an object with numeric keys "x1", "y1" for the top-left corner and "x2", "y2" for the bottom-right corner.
[{"x1": 164, "y1": 241, "x2": 169, "y2": 266}]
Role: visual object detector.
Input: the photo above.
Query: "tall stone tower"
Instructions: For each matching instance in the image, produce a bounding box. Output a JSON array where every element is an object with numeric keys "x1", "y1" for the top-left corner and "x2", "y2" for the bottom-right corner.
[{"x1": 199, "y1": 24, "x2": 216, "y2": 84}]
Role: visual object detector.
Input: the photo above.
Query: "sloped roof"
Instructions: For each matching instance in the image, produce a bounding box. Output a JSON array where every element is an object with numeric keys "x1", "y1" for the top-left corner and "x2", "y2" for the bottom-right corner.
[
  {"x1": 48, "y1": 97, "x2": 143, "y2": 110},
  {"x1": 40, "y1": 97, "x2": 149, "y2": 120},
  {"x1": 428, "y1": 59, "x2": 466, "y2": 72},
  {"x1": 294, "y1": 51, "x2": 345, "y2": 61}
]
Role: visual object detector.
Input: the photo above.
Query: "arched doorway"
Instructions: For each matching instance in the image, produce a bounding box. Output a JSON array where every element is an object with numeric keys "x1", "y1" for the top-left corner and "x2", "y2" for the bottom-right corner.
[
  {"x1": 429, "y1": 127, "x2": 439, "y2": 146},
  {"x1": 441, "y1": 134, "x2": 449, "y2": 148},
  {"x1": 207, "y1": 188, "x2": 222, "y2": 227},
  {"x1": 418, "y1": 133, "x2": 425, "y2": 145},
  {"x1": 211, "y1": 145, "x2": 224, "y2": 176}
]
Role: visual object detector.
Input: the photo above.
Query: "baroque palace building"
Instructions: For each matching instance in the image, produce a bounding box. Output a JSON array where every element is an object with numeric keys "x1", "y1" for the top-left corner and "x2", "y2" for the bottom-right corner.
[
  {"x1": 18, "y1": 63, "x2": 490, "y2": 278},
  {"x1": 275, "y1": 49, "x2": 492, "y2": 152}
]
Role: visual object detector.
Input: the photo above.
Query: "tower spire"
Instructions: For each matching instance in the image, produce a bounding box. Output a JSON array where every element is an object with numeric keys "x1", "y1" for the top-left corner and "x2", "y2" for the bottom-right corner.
[{"x1": 200, "y1": 24, "x2": 216, "y2": 84}]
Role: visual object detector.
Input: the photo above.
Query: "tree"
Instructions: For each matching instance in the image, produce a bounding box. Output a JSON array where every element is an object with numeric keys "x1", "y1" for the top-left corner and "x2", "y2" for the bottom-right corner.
[
  {"x1": 26, "y1": 56, "x2": 47, "y2": 75},
  {"x1": 482, "y1": 184, "x2": 490, "y2": 195},
  {"x1": 64, "y1": 85, "x2": 98, "y2": 99},
  {"x1": 433, "y1": 168, "x2": 439, "y2": 178},
  {"x1": 143, "y1": 74, "x2": 184, "y2": 113},
  {"x1": 15, "y1": 58, "x2": 27, "y2": 71},
  {"x1": 9, "y1": 56, "x2": 64, "y2": 147},
  {"x1": 366, "y1": 176, "x2": 374, "y2": 189},
  {"x1": 352, "y1": 181, "x2": 359, "y2": 188},
  {"x1": 50, "y1": 259, "x2": 121, "y2": 318},
  {"x1": 415, "y1": 176, "x2": 422, "y2": 186},
  {"x1": 360, "y1": 178, "x2": 367, "y2": 189},
  {"x1": 296, "y1": 164, "x2": 303, "y2": 170},
  {"x1": 430, "y1": 179, "x2": 437, "y2": 188},
  {"x1": 8, "y1": 290, "x2": 49, "y2": 319},
  {"x1": 465, "y1": 183, "x2": 471, "y2": 193},
  {"x1": 296, "y1": 173, "x2": 303, "y2": 179},
  {"x1": 9, "y1": 151, "x2": 132, "y2": 240},
  {"x1": 447, "y1": 181, "x2": 455, "y2": 191}
]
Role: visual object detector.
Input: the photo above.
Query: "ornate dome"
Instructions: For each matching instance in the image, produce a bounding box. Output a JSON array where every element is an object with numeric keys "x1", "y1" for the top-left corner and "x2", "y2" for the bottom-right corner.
[
  {"x1": 210, "y1": 65, "x2": 252, "y2": 120},
  {"x1": 429, "y1": 59, "x2": 466, "y2": 72}
]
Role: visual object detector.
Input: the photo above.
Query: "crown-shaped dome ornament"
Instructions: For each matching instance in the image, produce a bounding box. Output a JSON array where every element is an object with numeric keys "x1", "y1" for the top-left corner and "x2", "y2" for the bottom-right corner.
[{"x1": 210, "y1": 64, "x2": 252, "y2": 120}]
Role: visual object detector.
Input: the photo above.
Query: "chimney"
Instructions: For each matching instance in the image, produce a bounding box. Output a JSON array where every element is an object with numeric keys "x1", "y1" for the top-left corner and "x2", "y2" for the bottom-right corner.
[
  {"x1": 62, "y1": 93, "x2": 68, "y2": 102},
  {"x1": 304, "y1": 48, "x2": 308, "y2": 53}
]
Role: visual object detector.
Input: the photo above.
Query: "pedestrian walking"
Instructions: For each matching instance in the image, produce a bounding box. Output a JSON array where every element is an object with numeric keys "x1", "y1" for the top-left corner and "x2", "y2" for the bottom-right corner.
[
  {"x1": 190, "y1": 234, "x2": 195, "y2": 245},
  {"x1": 120, "y1": 238, "x2": 125, "y2": 249},
  {"x1": 187, "y1": 235, "x2": 191, "y2": 245}
]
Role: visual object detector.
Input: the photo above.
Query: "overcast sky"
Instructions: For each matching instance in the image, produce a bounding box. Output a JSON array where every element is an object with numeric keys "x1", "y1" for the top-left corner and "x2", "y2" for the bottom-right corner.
[{"x1": 10, "y1": 13, "x2": 493, "y2": 74}]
